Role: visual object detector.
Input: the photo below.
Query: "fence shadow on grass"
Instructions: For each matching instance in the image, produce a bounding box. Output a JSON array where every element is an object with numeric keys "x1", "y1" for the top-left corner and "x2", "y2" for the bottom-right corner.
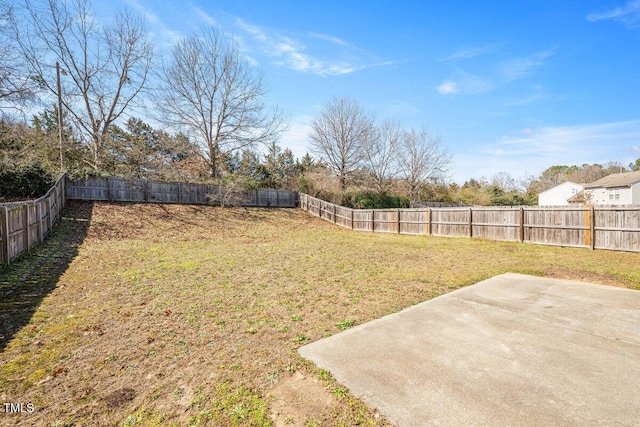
[{"x1": 0, "y1": 200, "x2": 93, "y2": 352}]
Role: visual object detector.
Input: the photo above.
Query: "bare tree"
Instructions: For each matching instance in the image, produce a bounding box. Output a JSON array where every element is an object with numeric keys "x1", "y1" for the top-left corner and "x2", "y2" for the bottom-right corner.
[
  {"x1": 397, "y1": 128, "x2": 451, "y2": 200},
  {"x1": 157, "y1": 27, "x2": 287, "y2": 179},
  {"x1": 11, "y1": 0, "x2": 154, "y2": 171},
  {"x1": 0, "y1": 1, "x2": 37, "y2": 113},
  {"x1": 361, "y1": 119, "x2": 401, "y2": 193},
  {"x1": 491, "y1": 172, "x2": 517, "y2": 192},
  {"x1": 308, "y1": 97, "x2": 373, "y2": 190}
]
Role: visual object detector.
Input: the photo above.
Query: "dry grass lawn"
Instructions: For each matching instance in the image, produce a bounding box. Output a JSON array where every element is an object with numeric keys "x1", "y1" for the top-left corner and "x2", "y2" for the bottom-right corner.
[{"x1": 1, "y1": 201, "x2": 639, "y2": 426}]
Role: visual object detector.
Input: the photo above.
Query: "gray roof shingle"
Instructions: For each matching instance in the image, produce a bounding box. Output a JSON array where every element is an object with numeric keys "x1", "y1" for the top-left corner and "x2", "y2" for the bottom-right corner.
[{"x1": 583, "y1": 170, "x2": 640, "y2": 189}]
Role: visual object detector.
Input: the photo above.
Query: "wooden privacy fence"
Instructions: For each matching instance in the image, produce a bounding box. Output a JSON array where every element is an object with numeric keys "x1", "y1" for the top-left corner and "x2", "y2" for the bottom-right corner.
[
  {"x1": 299, "y1": 193, "x2": 640, "y2": 253},
  {"x1": 0, "y1": 175, "x2": 66, "y2": 264},
  {"x1": 66, "y1": 176, "x2": 298, "y2": 208},
  {"x1": 1, "y1": 175, "x2": 297, "y2": 264}
]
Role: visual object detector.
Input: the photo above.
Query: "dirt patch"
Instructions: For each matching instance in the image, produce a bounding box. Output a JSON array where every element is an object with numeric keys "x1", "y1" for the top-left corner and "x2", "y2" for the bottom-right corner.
[
  {"x1": 103, "y1": 387, "x2": 136, "y2": 407},
  {"x1": 269, "y1": 372, "x2": 338, "y2": 426},
  {"x1": 546, "y1": 268, "x2": 628, "y2": 287}
]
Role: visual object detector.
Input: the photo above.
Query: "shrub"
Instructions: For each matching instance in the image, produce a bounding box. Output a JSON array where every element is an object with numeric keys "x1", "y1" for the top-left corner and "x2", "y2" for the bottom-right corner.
[
  {"x1": 341, "y1": 191, "x2": 410, "y2": 209},
  {"x1": 0, "y1": 162, "x2": 54, "y2": 200}
]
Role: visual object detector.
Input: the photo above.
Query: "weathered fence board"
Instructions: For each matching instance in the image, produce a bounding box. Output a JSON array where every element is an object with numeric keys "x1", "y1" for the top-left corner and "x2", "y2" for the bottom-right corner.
[
  {"x1": 353, "y1": 210, "x2": 373, "y2": 232},
  {"x1": 431, "y1": 208, "x2": 470, "y2": 238},
  {"x1": 298, "y1": 193, "x2": 640, "y2": 253},
  {"x1": 471, "y1": 207, "x2": 521, "y2": 242},
  {"x1": 0, "y1": 174, "x2": 66, "y2": 264},
  {"x1": 594, "y1": 207, "x2": 640, "y2": 252},
  {"x1": 524, "y1": 207, "x2": 589, "y2": 248},
  {"x1": 373, "y1": 210, "x2": 400, "y2": 233},
  {"x1": 335, "y1": 205, "x2": 353, "y2": 228},
  {"x1": 66, "y1": 177, "x2": 297, "y2": 208},
  {"x1": 399, "y1": 209, "x2": 429, "y2": 235}
]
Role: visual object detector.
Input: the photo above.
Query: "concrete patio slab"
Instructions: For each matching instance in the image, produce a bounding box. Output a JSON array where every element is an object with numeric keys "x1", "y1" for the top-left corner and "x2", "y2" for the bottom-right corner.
[{"x1": 299, "y1": 273, "x2": 640, "y2": 426}]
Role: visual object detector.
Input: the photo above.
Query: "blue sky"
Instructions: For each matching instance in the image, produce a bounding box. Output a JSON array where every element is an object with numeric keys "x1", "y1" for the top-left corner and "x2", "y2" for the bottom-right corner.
[{"x1": 98, "y1": 0, "x2": 640, "y2": 183}]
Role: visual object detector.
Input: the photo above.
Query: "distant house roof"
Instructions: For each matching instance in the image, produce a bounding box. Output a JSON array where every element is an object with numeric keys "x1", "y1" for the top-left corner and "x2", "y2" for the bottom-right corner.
[
  {"x1": 567, "y1": 190, "x2": 588, "y2": 204},
  {"x1": 583, "y1": 171, "x2": 640, "y2": 189}
]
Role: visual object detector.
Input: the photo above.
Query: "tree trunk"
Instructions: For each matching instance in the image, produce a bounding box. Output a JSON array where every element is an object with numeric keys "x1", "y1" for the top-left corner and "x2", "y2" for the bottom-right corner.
[{"x1": 209, "y1": 143, "x2": 218, "y2": 179}]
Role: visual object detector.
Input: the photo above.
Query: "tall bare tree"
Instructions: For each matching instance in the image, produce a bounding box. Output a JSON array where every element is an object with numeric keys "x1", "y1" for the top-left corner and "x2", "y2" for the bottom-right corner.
[
  {"x1": 361, "y1": 119, "x2": 401, "y2": 193},
  {"x1": 11, "y1": 0, "x2": 154, "y2": 171},
  {"x1": 308, "y1": 97, "x2": 374, "y2": 190},
  {"x1": 157, "y1": 27, "x2": 287, "y2": 179},
  {"x1": 397, "y1": 128, "x2": 451, "y2": 200},
  {"x1": 0, "y1": 1, "x2": 36, "y2": 114}
]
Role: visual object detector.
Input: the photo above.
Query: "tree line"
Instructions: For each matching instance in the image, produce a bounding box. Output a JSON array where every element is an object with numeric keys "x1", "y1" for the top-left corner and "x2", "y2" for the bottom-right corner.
[
  {"x1": 307, "y1": 97, "x2": 451, "y2": 201},
  {"x1": 0, "y1": 0, "x2": 452, "y2": 206}
]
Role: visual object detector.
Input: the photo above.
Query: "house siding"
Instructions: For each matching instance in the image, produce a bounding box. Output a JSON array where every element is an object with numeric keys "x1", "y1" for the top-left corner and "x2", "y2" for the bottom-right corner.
[
  {"x1": 586, "y1": 187, "x2": 633, "y2": 205},
  {"x1": 538, "y1": 182, "x2": 584, "y2": 205},
  {"x1": 632, "y1": 183, "x2": 640, "y2": 205}
]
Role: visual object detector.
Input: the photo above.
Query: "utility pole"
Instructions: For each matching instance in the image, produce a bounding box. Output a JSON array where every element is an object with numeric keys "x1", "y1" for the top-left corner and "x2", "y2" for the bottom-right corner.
[{"x1": 56, "y1": 62, "x2": 64, "y2": 170}]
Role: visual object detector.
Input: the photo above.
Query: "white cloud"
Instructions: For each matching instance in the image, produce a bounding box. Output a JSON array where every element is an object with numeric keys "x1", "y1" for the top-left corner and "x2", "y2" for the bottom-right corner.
[
  {"x1": 437, "y1": 46, "x2": 554, "y2": 98},
  {"x1": 587, "y1": 0, "x2": 640, "y2": 27},
  {"x1": 452, "y1": 121, "x2": 640, "y2": 183},
  {"x1": 436, "y1": 81, "x2": 459, "y2": 95},
  {"x1": 308, "y1": 32, "x2": 350, "y2": 47},
  {"x1": 497, "y1": 47, "x2": 558, "y2": 81},
  {"x1": 439, "y1": 44, "x2": 499, "y2": 62},
  {"x1": 233, "y1": 18, "x2": 386, "y2": 76},
  {"x1": 123, "y1": 0, "x2": 182, "y2": 45},
  {"x1": 495, "y1": 121, "x2": 640, "y2": 155},
  {"x1": 436, "y1": 71, "x2": 493, "y2": 96},
  {"x1": 236, "y1": 18, "x2": 268, "y2": 42},
  {"x1": 191, "y1": 5, "x2": 217, "y2": 27}
]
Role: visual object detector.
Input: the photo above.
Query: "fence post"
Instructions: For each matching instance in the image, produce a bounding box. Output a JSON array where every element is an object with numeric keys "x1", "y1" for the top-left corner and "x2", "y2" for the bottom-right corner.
[
  {"x1": 47, "y1": 197, "x2": 53, "y2": 234},
  {"x1": 590, "y1": 206, "x2": 596, "y2": 250},
  {"x1": 61, "y1": 175, "x2": 66, "y2": 208},
  {"x1": 468, "y1": 207, "x2": 473, "y2": 238},
  {"x1": 107, "y1": 177, "x2": 112, "y2": 201},
  {"x1": 22, "y1": 204, "x2": 29, "y2": 253},
  {"x1": 428, "y1": 208, "x2": 432, "y2": 236},
  {"x1": 519, "y1": 207, "x2": 524, "y2": 243},
  {"x1": 36, "y1": 203, "x2": 43, "y2": 243},
  {"x1": 1, "y1": 206, "x2": 9, "y2": 264},
  {"x1": 371, "y1": 209, "x2": 375, "y2": 232},
  {"x1": 333, "y1": 204, "x2": 337, "y2": 224},
  {"x1": 351, "y1": 208, "x2": 354, "y2": 230},
  {"x1": 397, "y1": 209, "x2": 401, "y2": 234},
  {"x1": 53, "y1": 183, "x2": 59, "y2": 222}
]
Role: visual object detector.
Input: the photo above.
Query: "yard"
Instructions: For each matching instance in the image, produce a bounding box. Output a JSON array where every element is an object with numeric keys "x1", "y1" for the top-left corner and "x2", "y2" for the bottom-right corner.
[{"x1": 1, "y1": 201, "x2": 639, "y2": 426}]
